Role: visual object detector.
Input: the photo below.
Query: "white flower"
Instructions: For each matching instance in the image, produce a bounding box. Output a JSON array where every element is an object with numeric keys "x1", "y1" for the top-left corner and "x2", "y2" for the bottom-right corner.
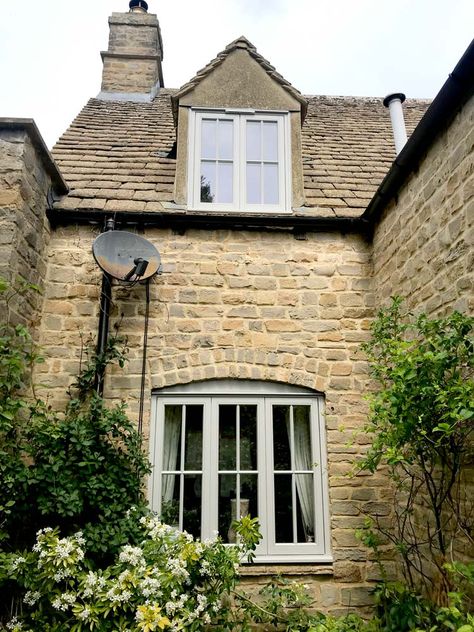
[
  {"x1": 203, "y1": 613, "x2": 211, "y2": 625},
  {"x1": 106, "y1": 586, "x2": 132, "y2": 604},
  {"x1": 11, "y1": 556, "x2": 26, "y2": 571},
  {"x1": 78, "y1": 607, "x2": 91, "y2": 620},
  {"x1": 51, "y1": 592, "x2": 76, "y2": 611},
  {"x1": 6, "y1": 616, "x2": 23, "y2": 630},
  {"x1": 24, "y1": 591, "x2": 41, "y2": 606},
  {"x1": 119, "y1": 545, "x2": 145, "y2": 567},
  {"x1": 139, "y1": 577, "x2": 162, "y2": 598}
]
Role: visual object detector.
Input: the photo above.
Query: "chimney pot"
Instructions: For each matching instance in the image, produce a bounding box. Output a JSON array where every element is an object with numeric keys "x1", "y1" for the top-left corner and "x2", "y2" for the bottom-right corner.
[{"x1": 129, "y1": 0, "x2": 148, "y2": 13}]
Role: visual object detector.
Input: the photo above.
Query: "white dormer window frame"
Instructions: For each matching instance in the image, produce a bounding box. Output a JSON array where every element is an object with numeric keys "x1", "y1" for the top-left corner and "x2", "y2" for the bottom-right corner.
[{"x1": 187, "y1": 108, "x2": 292, "y2": 213}]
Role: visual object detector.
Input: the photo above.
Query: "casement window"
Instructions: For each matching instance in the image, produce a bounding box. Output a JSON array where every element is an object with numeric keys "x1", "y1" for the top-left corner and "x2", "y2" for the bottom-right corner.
[
  {"x1": 188, "y1": 110, "x2": 291, "y2": 213},
  {"x1": 149, "y1": 380, "x2": 331, "y2": 563}
]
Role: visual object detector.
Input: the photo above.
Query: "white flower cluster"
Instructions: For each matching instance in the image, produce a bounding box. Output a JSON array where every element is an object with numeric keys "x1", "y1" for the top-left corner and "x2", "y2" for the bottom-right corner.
[
  {"x1": 23, "y1": 590, "x2": 41, "y2": 606},
  {"x1": 165, "y1": 556, "x2": 189, "y2": 582},
  {"x1": 51, "y1": 592, "x2": 76, "y2": 611},
  {"x1": 83, "y1": 570, "x2": 106, "y2": 597},
  {"x1": 6, "y1": 617, "x2": 23, "y2": 631},
  {"x1": 33, "y1": 529, "x2": 85, "y2": 578},
  {"x1": 10, "y1": 556, "x2": 26, "y2": 571},
  {"x1": 139, "y1": 576, "x2": 162, "y2": 599},
  {"x1": 119, "y1": 545, "x2": 145, "y2": 568},
  {"x1": 165, "y1": 591, "x2": 187, "y2": 616},
  {"x1": 106, "y1": 586, "x2": 132, "y2": 604},
  {"x1": 139, "y1": 515, "x2": 176, "y2": 540}
]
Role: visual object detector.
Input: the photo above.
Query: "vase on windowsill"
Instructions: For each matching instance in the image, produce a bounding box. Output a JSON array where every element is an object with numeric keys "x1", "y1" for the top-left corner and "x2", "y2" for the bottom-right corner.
[{"x1": 227, "y1": 498, "x2": 249, "y2": 543}]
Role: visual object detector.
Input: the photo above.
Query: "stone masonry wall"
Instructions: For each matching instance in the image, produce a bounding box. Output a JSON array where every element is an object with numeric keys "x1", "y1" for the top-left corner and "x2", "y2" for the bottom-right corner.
[
  {"x1": 373, "y1": 95, "x2": 473, "y2": 315},
  {"x1": 37, "y1": 224, "x2": 388, "y2": 614},
  {"x1": 0, "y1": 128, "x2": 53, "y2": 326}
]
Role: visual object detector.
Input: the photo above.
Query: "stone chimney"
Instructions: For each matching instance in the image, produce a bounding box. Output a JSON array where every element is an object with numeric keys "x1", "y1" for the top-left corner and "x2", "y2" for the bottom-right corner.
[{"x1": 99, "y1": 1, "x2": 164, "y2": 101}]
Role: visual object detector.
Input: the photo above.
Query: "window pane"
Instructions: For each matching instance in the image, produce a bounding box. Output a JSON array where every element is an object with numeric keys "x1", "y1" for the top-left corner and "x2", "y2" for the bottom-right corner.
[
  {"x1": 218, "y1": 120, "x2": 233, "y2": 160},
  {"x1": 263, "y1": 164, "x2": 279, "y2": 205},
  {"x1": 218, "y1": 474, "x2": 236, "y2": 542},
  {"x1": 240, "y1": 405, "x2": 257, "y2": 470},
  {"x1": 219, "y1": 405, "x2": 236, "y2": 469},
  {"x1": 183, "y1": 474, "x2": 202, "y2": 537},
  {"x1": 293, "y1": 405, "x2": 312, "y2": 468},
  {"x1": 274, "y1": 473, "x2": 293, "y2": 542},
  {"x1": 295, "y1": 474, "x2": 315, "y2": 542},
  {"x1": 240, "y1": 473, "x2": 258, "y2": 521},
  {"x1": 184, "y1": 405, "x2": 203, "y2": 469},
  {"x1": 262, "y1": 121, "x2": 278, "y2": 161},
  {"x1": 246, "y1": 163, "x2": 261, "y2": 204},
  {"x1": 200, "y1": 162, "x2": 216, "y2": 203},
  {"x1": 164, "y1": 405, "x2": 182, "y2": 472},
  {"x1": 246, "y1": 120, "x2": 261, "y2": 161},
  {"x1": 273, "y1": 405, "x2": 291, "y2": 470},
  {"x1": 161, "y1": 474, "x2": 179, "y2": 526},
  {"x1": 217, "y1": 162, "x2": 233, "y2": 203},
  {"x1": 201, "y1": 119, "x2": 217, "y2": 159}
]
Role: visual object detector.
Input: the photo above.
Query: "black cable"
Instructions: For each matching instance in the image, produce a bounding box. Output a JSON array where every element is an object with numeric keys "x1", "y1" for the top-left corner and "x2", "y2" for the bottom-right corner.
[{"x1": 138, "y1": 280, "x2": 150, "y2": 439}]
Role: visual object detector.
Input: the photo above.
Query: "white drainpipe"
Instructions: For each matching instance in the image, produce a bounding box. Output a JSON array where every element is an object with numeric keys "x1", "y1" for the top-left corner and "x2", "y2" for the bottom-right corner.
[{"x1": 383, "y1": 92, "x2": 408, "y2": 155}]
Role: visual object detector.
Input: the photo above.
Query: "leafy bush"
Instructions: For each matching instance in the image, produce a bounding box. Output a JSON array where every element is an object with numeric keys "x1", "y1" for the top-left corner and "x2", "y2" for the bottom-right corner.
[
  {"x1": 357, "y1": 299, "x2": 473, "y2": 608},
  {"x1": 0, "y1": 279, "x2": 150, "y2": 560}
]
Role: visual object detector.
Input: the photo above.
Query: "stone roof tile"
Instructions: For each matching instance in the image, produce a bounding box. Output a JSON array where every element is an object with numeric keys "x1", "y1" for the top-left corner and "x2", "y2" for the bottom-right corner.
[{"x1": 52, "y1": 89, "x2": 429, "y2": 217}]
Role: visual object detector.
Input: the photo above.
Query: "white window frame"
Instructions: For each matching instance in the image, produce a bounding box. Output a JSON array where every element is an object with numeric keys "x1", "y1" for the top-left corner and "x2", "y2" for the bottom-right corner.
[
  {"x1": 149, "y1": 380, "x2": 331, "y2": 563},
  {"x1": 187, "y1": 108, "x2": 292, "y2": 214}
]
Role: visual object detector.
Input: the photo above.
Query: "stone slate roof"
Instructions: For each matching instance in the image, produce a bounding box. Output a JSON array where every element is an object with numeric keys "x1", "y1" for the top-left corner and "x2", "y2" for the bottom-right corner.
[{"x1": 52, "y1": 90, "x2": 429, "y2": 218}]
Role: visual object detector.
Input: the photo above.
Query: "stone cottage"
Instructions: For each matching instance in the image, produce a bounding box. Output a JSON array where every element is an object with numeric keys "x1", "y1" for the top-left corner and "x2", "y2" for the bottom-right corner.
[{"x1": 0, "y1": 0, "x2": 472, "y2": 613}]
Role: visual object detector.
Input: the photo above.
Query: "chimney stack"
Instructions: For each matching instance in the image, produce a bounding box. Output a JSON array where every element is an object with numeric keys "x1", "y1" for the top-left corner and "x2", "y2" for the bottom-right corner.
[
  {"x1": 99, "y1": 2, "x2": 164, "y2": 101},
  {"x1": 383, "y1": 93, "x2": 408, "y2": 155}
]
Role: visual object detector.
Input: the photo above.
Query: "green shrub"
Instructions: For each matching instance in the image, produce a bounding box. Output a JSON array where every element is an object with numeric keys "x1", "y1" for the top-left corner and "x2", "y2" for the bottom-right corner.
[{"x1": 357, "y1": 299, "x2": 473, "y2": 604}]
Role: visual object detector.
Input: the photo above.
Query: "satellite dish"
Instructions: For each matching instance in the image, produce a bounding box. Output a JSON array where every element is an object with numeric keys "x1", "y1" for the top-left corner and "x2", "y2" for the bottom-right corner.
[{"x1": 92, "y1": 231, "x2": 161, "y2": 282}]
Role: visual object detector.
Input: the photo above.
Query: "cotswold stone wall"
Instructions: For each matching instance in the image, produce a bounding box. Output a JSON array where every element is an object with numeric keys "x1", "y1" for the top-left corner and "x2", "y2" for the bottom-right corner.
[
  {"x1": 373, "y1": 95, "x2": 473, "y2": 315},
  {"x1": 37, "y1": 225, "x2": 385, "y2": 614},
  {"x1": 0, "y1": 128, "x2": 53, "y2": 326}
]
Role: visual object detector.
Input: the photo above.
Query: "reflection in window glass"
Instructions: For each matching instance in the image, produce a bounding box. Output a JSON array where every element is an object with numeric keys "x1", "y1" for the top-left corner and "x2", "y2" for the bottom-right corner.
[
  {"x1": 218, "y1": 473, "x2": 236, "y2": 542},
  {"x1": 263, "y1": 164, "x2": 279, "y2": 205},
  {"x1": 201, "y1": 119, "x2": 217, "y2": 159},
  {"x1": 247, "y1": 163, "x2": 261, "y2": 204},
  {"x1": 184, "y1": 405, "x2": 203, "y2": 469},
  {"x1": 217, "y1": 163, "x2": 233, "y2": 203},
  {"x1": 219, "y1": 405, "x2": 236, "y2": 469},
  {"x1": 200, "y1": 163, "x2": 216, "y2": 202},
  {"x1": 240, "y1": 405, "x2": 257, "y2": 470},
  {"x1": 262, "y1": 121, "x2": 278, "y2": 161},
  {"x1": 183, "y1": 474, "x2": 202, "y2": 537},
  {"x1": 218, "y1": 120, "x2": 233, "y2": 160},
  {"x1": 274, "y1": 473, "x2": 292, "y2": 542},
  {"x1": 246, "y1": 120, "x2": 261, "y2": 161},
  {"x1": 161, "y1": 474, "x2": 179, "y2": 526},
  {"x1": 273, "y1": 405, "x2": 291, "y2": 470}
]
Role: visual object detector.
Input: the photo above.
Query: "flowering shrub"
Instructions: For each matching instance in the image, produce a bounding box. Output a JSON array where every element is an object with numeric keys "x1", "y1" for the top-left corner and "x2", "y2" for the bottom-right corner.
[{"x1": 2, "y1": 516, "x2": 258, "y2": 632}]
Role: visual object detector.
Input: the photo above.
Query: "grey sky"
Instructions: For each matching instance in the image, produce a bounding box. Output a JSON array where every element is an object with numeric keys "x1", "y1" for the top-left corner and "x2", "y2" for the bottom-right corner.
[{"x1": 1, "y1": 0, "x2": 472, "y2": 148}]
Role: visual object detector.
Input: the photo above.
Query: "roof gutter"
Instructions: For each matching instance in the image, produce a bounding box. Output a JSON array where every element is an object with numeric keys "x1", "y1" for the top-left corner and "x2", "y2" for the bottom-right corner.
[
  {"x1": 362, "y1": 38, "x2": 474, "y2": 228},
  {"x1": 46, "y1": 208, "x2": 368, "y2": 236}
]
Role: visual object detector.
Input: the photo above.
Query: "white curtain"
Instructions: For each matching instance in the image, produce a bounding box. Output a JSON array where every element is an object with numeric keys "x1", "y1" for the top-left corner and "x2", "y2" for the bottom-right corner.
[
  {"x1": 161, "y1": 406, "x2": 181, "y2": 502},
  {"x1": 286, "y1": 406, "x2": 315, "y2": 539}
]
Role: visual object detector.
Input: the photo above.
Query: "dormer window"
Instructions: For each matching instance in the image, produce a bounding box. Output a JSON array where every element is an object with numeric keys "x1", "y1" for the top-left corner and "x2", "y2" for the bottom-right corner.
[{"x1": 188, "y1": 109, "x2": 291, "y2": 213}]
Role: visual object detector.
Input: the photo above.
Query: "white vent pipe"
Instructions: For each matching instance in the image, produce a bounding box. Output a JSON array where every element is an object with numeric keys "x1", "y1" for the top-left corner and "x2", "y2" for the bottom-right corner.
[{"x1": 383, "y1": 92, "x2": 408, "y2": 155}]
